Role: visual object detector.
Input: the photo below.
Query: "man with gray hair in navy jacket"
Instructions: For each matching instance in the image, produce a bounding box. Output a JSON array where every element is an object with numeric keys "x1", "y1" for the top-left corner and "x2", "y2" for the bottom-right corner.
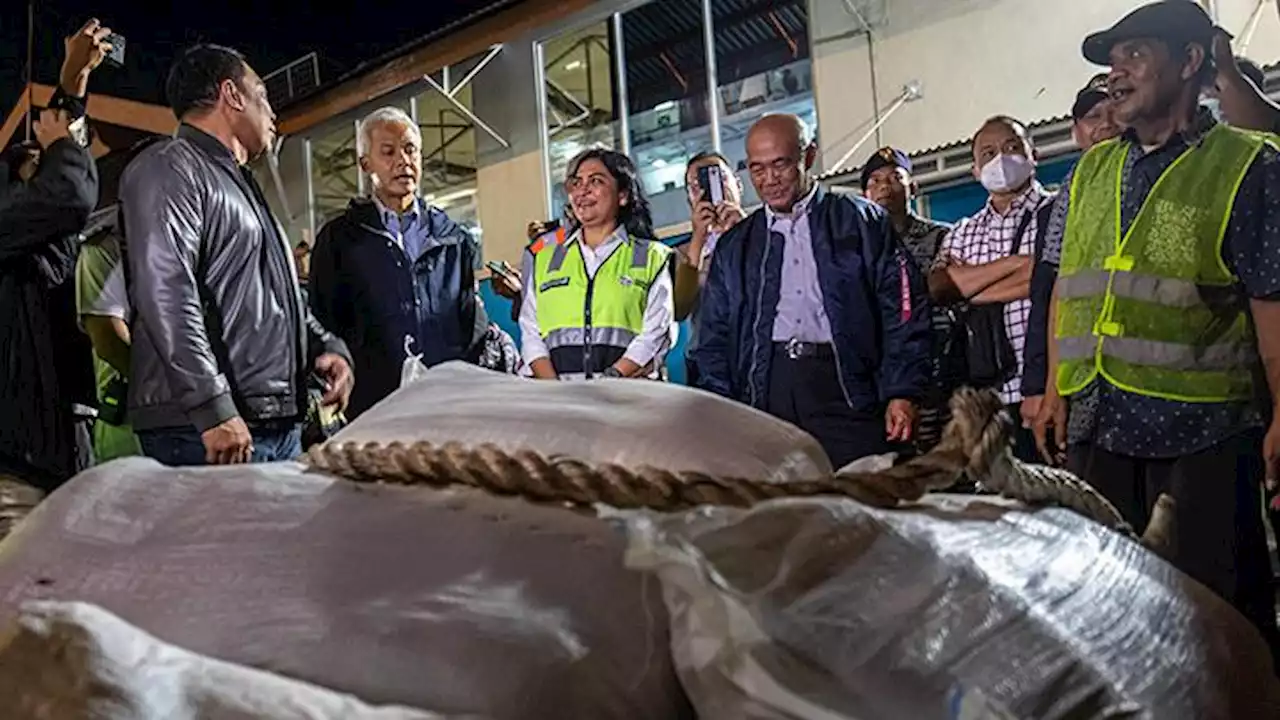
[
  {"x1": 310, "y1": 106, "x2": 488, "y2": 419},
  {"x1": 694, "y1": 114, "x2": 932, "y2": 468}
]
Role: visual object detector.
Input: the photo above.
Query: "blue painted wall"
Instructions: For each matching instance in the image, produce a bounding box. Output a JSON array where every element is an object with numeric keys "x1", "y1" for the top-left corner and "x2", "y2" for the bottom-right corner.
[{"x1": 483, "y1": 157, "x2": 1079, "y2": 385}]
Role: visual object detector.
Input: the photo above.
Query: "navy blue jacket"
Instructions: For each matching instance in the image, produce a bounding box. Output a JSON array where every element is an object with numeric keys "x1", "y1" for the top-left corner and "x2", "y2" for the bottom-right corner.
[
  {"x1": 693, "y1": 187, "x2": 932, "y2": 415},
  {"x1": 310, "y1": 198, "x2": 487, "y2": 418}
]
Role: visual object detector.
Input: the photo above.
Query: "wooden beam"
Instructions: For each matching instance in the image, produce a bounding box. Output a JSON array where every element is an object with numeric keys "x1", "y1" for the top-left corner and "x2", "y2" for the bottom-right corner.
[
  {"x1": 278, "y1": 0, "x2": 594, "y2": 137},
  {"x1": 0, "y1": 85, "x2": 32, "y2": 150},
  {"x1": 0, "y1": 83, "x2": 176, "y2": 150}
]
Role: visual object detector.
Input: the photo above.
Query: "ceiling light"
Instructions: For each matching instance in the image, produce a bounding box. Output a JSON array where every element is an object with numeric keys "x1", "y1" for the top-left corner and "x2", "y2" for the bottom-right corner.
[{"x1": 564, "y1": 60, "x2": 583, "y2": 71}]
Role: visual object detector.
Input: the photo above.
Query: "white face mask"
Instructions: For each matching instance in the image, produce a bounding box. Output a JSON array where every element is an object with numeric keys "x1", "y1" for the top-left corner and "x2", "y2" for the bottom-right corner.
[
  {"x1": 979, "y1": 153, "x2": 1035, "y2": 193},
  {"x1": 1200, "y1": 96, "x2": 1223, "y2": 122}
]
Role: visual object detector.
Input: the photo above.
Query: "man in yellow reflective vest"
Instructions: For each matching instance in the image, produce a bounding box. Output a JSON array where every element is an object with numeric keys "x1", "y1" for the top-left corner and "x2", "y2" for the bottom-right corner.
[{"x1": 1035, "y1": 1, "x2": 1280, "y2": 658}]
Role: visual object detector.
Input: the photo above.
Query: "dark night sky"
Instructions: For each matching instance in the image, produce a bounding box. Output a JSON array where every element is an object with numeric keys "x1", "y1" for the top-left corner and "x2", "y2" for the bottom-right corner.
[{"x1": 1, "y1": 1, "x2": 497, "y2": 115}]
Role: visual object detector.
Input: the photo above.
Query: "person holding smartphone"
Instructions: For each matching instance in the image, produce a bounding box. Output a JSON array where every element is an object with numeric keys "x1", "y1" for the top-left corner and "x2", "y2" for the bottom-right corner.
[
  {"x1": 676, "y1": 152, "x2": 746, "y2": 387},
  {"x1": 0, "y1": 18, "x2": 112, "y2": 493}
]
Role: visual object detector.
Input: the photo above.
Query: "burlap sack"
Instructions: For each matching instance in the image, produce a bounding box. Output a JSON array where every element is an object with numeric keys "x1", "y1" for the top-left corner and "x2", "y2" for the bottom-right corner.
[
  {"x1": 0, "y1": 601, "x2": 449, "y2": 719},
  {"x1": 339, "y1": 360, "x2": 831, "y2": 483},
  {"x1": 0, "y1": 461, "x2": 692, "y2": 720}
]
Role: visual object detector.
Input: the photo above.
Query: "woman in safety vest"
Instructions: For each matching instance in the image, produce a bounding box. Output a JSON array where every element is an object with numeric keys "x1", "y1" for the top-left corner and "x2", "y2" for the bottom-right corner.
[{"x1": 518, "y1": 148, "x2": 675, "y2": 380}]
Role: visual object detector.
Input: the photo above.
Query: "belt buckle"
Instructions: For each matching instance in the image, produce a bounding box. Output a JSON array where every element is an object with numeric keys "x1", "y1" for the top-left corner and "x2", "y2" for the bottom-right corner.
[{"x1": 785, "y1": 338, "x2": 804, "y2": 360}]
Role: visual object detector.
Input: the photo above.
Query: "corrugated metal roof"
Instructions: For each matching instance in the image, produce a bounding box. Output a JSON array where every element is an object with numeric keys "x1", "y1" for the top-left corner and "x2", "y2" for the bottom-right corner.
[
  {"x1": 276, "y1": 0, "x2": 526, "y2": 111},
  {"x1": 623, "y1": 0, "x2": 808, "y2": 112}
]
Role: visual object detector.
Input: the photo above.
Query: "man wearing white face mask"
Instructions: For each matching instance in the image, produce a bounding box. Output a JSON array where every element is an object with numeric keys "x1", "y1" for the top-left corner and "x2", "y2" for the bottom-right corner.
[{"x1": 929, "y1": 116, "x2": 1052, "y2": 462}]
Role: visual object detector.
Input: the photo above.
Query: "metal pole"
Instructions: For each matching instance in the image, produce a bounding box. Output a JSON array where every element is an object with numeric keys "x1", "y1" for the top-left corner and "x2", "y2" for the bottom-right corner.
[
  {"x1": 354, "y1": 119, "x2": 365, "y2": 196},
  {"x1": 25, "y1": 0, "x2": 35, "y2": 143},
  {"x1": 409, "y1": 96, "x2": 421, "y2": 197},
  {"x1": 612, "y1": 14, "x2": 631, "y2": 155},
  {"x1": 701, "y1": 0, "x2": 721, "y2": 152},
  {"x1": 828, "y1": 92, "x2": 911, "y2": 175},
  {"x1": 303, "y1": 137, "x2": 316, "y2": 242},
  {"x1": 534, "y1": 41, "x2": 555, "y2": 219}
]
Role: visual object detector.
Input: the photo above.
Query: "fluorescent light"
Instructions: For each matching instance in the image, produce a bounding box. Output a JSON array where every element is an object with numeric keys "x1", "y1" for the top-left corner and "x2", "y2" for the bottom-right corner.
[
  {"x1": 652, "y1": 158, "x2": 668, "y2": 168},
  {"x1": 564, "y1": 60, "x2": 583, "y2": 71},
  {"x1": 422, "y1": 188, "x2": 478, "y2": 205},
  {"x1": 654, "y1": 100, "x2": 676, "y2": 111}
]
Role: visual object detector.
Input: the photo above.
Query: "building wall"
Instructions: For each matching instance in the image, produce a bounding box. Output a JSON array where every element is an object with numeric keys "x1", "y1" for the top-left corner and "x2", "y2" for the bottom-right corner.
[
  {"x1": 809, "y1": 0, "x2": 1280, "y2": 167},
  {"x1": 473, "y1": 35, "x2": 553, "y2": 265}
]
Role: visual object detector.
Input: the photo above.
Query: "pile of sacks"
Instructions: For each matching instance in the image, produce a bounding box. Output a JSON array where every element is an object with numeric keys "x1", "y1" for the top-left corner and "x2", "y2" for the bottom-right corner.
[{"x1": 0, "y1": 362, "x2": 1274, "y2": 719}]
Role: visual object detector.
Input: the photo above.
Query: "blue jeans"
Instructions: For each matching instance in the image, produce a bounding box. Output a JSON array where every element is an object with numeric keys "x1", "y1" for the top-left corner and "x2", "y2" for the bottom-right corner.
[{"x1": 137, "y1": 423, "x2": 303, "y2": 467}]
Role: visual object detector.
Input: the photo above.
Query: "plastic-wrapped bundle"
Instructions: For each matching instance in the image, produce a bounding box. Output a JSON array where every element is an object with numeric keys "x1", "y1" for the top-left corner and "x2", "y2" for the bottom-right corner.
[
  {"x1": 0, "y1": 601, "x2": 449, "y2": 719},
  {"x1": 0, "y1": 475, "x2": 43, "y2": 542},
  {"x1": 0, "y1": 461, "x2": 692, "y2": 720},
  {"x1": 617, "y1": 495, "x2": 1280, "y2": 720}
]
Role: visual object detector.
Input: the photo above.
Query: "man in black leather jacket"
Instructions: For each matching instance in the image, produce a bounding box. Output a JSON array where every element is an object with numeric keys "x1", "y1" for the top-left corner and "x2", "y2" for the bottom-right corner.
[
  {"x1": 0, "y1": 20, "x2": 110, "y2": 492},
  {"x1": 120, "y1": 44, "x2": 353, "y2": 466}
]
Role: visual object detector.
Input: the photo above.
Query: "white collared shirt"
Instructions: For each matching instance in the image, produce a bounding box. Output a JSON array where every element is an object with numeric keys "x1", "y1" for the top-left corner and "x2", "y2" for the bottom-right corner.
[
  {"x1": 519, "y1": 226, "x2": 675, "y2": 380},
  {"x1": 766, "y1": 183, "x2": 831, "y2": 343}
]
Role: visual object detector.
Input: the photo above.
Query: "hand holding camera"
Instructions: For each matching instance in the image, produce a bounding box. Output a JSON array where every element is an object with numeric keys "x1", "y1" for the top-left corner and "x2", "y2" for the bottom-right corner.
[{"x1": 61, "y1": 19, "x2": 121, "y2": 96}]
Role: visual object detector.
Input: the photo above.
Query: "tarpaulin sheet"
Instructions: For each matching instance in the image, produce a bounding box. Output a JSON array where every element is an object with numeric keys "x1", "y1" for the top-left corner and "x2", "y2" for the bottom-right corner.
[
  {"x1": 619, "y1": 495, "x2": 1280, "y2": 720},
  {"x1": 0, "y1": 460, "x2": 692, "y2": 720}
]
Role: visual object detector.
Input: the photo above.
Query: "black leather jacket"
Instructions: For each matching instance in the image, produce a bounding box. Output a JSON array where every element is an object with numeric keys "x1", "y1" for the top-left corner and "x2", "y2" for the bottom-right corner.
[{"x1": 120, "y1": 125, "x2": 350, "y2": 432}]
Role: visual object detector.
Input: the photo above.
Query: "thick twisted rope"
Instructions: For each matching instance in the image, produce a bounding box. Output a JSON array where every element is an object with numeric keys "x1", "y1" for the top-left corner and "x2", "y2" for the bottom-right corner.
[{"x1": 304, "y1": 388, "x2": 1159, "y2": 543}]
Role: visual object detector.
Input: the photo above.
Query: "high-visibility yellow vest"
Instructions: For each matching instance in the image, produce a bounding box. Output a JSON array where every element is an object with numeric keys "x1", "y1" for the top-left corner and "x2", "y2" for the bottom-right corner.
[
  {"x1": 1055, "y1": 124, "x2": 1271, "y2": 402},
  {"x1": 533, "y1": 229, "x2": 672, "y2": 377}
]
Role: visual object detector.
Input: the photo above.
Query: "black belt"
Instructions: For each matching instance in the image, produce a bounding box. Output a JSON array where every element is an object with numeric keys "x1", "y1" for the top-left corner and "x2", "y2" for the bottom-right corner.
[{"x1": 772, "y1": 339, "x2": 834, "y2": 361}]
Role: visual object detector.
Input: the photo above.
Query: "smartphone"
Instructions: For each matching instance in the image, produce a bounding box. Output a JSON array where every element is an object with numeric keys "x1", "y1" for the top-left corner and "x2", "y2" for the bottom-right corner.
[
  {"x1": 307, "y1": 371, "x2": 332, "y2": 394},
  {"x1": 486, "y1": 260, "x2": 516, "y2": 280},
  {"x1": 103, "y1": 33, "x2": 126, "y2": 68},
  {"x1": 697, "y1": 164, "x2": 725, "y2": 205}
]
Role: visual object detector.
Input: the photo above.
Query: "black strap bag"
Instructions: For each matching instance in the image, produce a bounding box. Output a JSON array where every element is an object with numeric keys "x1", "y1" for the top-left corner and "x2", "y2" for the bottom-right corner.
[{"x1": 960, "y1": 205, "x2": 1043, "y2": 390}]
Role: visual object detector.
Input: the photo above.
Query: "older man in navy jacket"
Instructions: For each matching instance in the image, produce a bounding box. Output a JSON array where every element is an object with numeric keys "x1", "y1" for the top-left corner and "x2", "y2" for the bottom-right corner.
[
  {"x1": 694, "y1": 114, "x2": 932, "y2": 468},
  {"x1": 311, "y1": 107, "x2": 487, "y2": 419}
]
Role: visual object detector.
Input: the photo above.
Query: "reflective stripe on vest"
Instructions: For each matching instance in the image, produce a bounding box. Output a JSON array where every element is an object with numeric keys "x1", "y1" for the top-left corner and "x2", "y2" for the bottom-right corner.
[
  {"x1": 1055, "y1": 124, "x2": 1267, "y2": 402},
  {"x1": 533, "y1": 230, "x2": 670, "y2": 377}
]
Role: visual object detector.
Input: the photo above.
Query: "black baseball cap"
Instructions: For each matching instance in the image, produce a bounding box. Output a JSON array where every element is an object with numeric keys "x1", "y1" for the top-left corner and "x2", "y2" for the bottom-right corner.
[
  {"x1": 1082, "y1": 0, "x2": 1224, "y2": 66},
  {"x1": 860, "y1": 146, "x2": 912, "y2": 188},
  {"x1": 1071, "y1": 74, "x2": 1110, "y2": 121}
]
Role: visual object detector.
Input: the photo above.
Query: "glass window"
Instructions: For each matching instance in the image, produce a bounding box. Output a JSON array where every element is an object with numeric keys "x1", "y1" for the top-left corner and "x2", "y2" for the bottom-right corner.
[
  {"x1": 620, "y1": 0, "x2": 711, "y2": 230},
  {"x1": 309, "y1": 120, "x2": 359, "y2": 230},
  {"x1": 711, "y1": 0, "x2": 815, "y2": 208},
  {"x1": 541, "y1": 21, "x2": 622, "y2": 220}
]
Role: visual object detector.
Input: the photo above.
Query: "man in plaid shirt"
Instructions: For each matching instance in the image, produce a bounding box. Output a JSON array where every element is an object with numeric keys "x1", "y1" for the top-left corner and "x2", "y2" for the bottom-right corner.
[{"x1": 929, "y1": 116, "x2": 1054, "y2": 461}]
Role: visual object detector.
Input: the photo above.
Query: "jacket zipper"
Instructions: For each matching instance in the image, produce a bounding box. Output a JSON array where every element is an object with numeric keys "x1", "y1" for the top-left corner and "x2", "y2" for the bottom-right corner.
[
  {"x1": 583, "y1": 273, "x2": 597, "y2": 379},
  {"x1": 359, "y1": 221, "x2": 420, "y2": 353},
  {"x1": 748, "y1": 236, "x2": 771, "y2": 407},
  {"x1": 577, "y1": 242, "x2": 598, "y2": 378},
  {"x1": 754, "y1": 212, "x2": 855, "y2": 410}
]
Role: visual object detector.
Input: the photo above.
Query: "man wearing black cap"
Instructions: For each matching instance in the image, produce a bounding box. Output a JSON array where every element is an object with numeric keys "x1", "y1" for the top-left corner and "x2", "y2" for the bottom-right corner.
[
  {"x1": 1035, "y1": 0, "x2": 1280, "y2": 655},
  {"x1": 861, "y1": 147, "x2": 954, "y2": 452},
  {"x1": 1020, "y1": 75, "x2": 1119, "y2": 446}
]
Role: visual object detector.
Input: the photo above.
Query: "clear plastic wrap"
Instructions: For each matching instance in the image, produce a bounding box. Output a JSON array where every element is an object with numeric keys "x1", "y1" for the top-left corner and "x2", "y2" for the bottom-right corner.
[
  {"x1": 0, "y1": 601, "x2": 450, "y2": 719},
  {"x1": 618, "y1": 495, "x2": 1280, "y2": 720},
  {"x1": 0, "y1": 461, "x2": 692, "y2": 720}
]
